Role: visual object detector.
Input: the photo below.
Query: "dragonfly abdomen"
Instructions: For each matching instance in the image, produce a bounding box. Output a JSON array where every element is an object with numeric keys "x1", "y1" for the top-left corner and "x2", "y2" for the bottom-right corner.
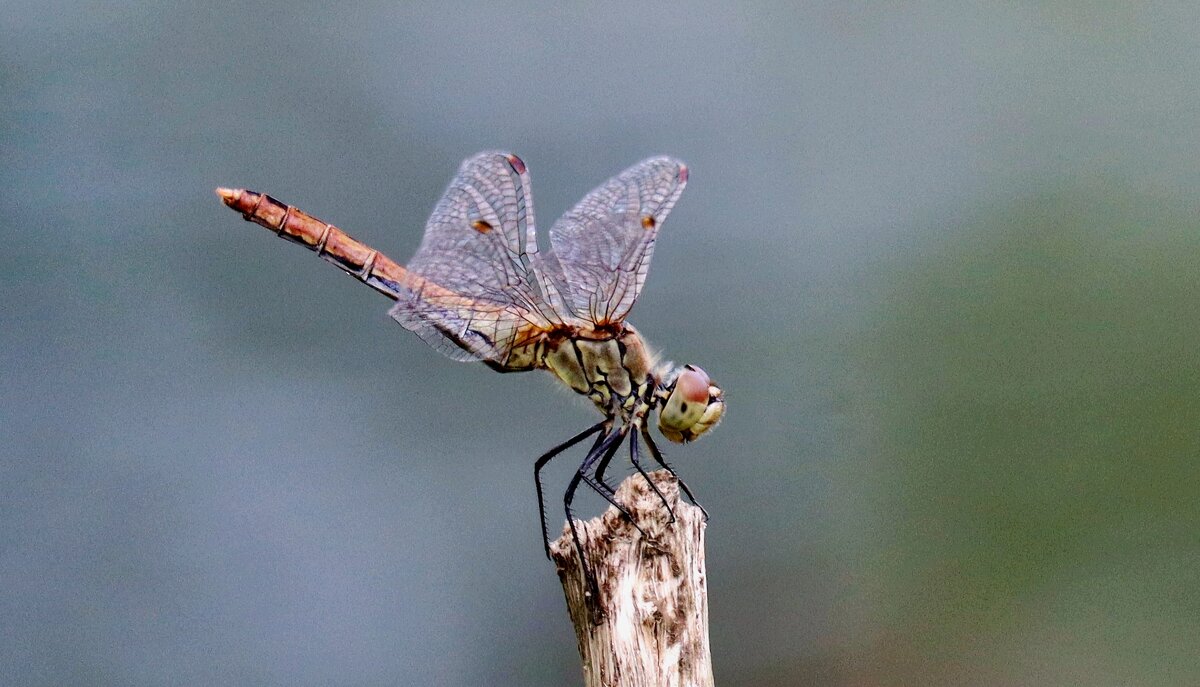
[{"x1": 217, "y1": 187, "x2": 414, "y2": 302}]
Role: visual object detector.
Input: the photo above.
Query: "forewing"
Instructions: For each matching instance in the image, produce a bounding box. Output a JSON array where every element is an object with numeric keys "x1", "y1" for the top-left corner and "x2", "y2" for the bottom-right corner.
[
  {"x1": 389, "y1": 151, "x2": 565, "y2": 364},
  {"x1": 548, "y1": 157, "x2": 688, "y2": 325}
]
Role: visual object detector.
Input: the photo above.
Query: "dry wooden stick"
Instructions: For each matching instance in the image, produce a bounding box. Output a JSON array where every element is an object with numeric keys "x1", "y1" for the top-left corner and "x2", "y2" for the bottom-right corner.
[{"x1": 550, "y1": 469, "x2": 714, "y2": 687}]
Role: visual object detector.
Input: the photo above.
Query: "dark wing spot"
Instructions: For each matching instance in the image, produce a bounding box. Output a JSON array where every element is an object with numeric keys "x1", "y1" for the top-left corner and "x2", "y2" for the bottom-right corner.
[
  {"x1": 504, "y1": 153, "x2": 526, "y2": 174},
  {"x1": 471, "y1": 219, "x2": 493, "y2": 234},
  {"x1": 641, "y1": 215, "x2": 656, "y2": 230}
]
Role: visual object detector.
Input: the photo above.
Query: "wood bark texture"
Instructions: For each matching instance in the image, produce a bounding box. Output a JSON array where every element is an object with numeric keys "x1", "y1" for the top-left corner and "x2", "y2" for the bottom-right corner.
[{"x1": 550, "y1": 469, "x2": 714, "y2": 687}]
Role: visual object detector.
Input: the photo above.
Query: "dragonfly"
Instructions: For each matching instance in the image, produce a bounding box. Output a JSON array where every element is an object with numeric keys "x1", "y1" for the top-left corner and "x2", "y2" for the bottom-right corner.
[{"x1": 216, "y1": 151, "x2": 725, "y2": 602}]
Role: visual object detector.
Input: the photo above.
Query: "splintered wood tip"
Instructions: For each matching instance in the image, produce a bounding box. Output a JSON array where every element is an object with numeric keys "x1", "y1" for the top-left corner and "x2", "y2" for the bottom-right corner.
[{"x1": 215, "y1": 187, "x2": 241, "y2": 205}]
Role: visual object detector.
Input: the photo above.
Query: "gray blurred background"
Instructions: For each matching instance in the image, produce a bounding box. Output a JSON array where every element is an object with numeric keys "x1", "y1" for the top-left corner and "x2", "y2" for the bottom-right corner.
[{"x1": 3, "y1": 3, "x2": 1199, "y2": 686}]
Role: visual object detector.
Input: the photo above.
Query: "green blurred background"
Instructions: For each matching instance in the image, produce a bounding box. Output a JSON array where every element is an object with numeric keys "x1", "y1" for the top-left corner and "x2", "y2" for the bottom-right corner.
[{"x1": 3, "y1": 3, "x2": 1198, "y2": 685}]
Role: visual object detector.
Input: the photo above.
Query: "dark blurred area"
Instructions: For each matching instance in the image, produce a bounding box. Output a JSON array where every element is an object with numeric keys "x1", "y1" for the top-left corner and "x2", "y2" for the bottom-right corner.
[{"x1": 2, "y1": 3, "x2": 1198, "y2": 686}]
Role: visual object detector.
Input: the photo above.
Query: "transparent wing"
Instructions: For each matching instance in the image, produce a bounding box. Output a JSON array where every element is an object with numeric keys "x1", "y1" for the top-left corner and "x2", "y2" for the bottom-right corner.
[
  {"x1": 548, "y1": 156, "x2": 688, "y2": 326},
  {"x1": 389, "y1": 282, "x2": 532, "y2": 363},
  {"x1": 389, "y1": 151, "x2": 568, "y2": 365}
]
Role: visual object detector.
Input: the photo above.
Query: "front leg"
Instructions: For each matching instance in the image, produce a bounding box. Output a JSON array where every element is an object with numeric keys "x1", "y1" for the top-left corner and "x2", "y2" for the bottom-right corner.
[{"x1": 640, "y1": 426, "x2": 709, "y2": 520}]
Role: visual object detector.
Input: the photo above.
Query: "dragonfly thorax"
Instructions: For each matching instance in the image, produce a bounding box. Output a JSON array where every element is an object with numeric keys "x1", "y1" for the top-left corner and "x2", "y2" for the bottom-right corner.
[
  {"x1": 537, "y1": 325, "x2": 725, "y2": 443},
  {"x1": 540, "y1": 325, "x2": 658, "y2": 418}
]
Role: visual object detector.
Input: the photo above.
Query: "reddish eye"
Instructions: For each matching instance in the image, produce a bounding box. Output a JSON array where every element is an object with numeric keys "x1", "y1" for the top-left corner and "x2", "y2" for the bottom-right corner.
[{"x1": 676, "y1": 368, "x2": 710, "y2": 404}]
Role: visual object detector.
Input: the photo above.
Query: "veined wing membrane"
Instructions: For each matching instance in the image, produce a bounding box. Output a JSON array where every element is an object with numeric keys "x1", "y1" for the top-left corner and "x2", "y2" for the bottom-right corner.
[
  {"x1": 548, "y1": 157, "x2": 687, "y2": 326},
  {"x1": 390, "y1": 152, "x2": 568, "y2": 364}
]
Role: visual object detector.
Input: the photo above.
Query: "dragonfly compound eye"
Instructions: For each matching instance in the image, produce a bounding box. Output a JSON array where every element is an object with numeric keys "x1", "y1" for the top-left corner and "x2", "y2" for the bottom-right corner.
[{"x1": 658, "y1": 366, "x2": 725, "y2": 443}]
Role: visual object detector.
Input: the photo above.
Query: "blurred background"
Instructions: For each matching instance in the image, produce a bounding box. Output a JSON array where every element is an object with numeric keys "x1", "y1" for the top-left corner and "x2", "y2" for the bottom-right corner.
[{"x1": 3, "y1": 3, "x2": 1198, "y2": 685}]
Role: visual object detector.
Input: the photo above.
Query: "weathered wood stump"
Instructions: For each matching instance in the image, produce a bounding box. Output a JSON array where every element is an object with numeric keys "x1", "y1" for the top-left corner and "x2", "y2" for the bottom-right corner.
[{"x1": 550, "y1": 469, "x2": 714, "y2": 687}]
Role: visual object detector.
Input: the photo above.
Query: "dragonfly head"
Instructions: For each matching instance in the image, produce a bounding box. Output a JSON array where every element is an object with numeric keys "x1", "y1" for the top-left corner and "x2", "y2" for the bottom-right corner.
[{"x1": 657, "y1": 364, "x2": 725, "y2": 443}]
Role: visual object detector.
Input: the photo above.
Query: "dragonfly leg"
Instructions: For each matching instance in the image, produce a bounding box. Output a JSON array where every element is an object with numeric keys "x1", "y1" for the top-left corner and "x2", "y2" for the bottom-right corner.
[
  {"x1": 565, "y1": 425, "x2": 627, "y2": 605},
  {"x1": 534, "y1": 420, "x2": 607, "y2": 560},
  {"x1": 577, "y1": 424, "x2": 645, "y2": 532},
  {"x1": 629, "y1": 430, "x2": 675, "y2": 523},
  {"x1": 580, "y1": 468, "x2": 650, "y2": 540},
  {"x1": 575, "y1": 429, "x2": 643, "y2": 528},
  {"x1": 592, "y1": 434, "x2": 621, "y2": 492},
  {"x1": 641, "y1": 426, "x2": 709, "y2": 521}
]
